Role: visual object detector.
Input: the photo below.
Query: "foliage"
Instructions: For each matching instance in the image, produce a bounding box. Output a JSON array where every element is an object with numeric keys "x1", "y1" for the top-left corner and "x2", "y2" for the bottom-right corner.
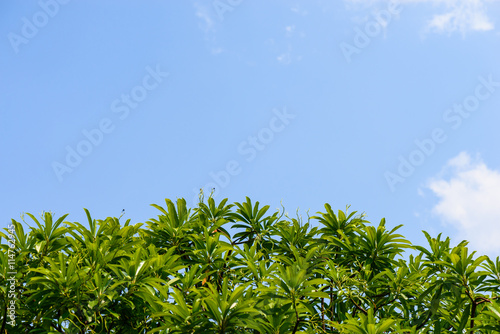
[{"x1": 1, "y1": 196, "x2": 499, "y2": 333}]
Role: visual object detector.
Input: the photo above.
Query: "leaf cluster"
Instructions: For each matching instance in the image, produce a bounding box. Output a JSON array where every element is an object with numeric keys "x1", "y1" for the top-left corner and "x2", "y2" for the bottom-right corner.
[{"x1": 1, "y1": 197, "x2": 499, "y2": 333}]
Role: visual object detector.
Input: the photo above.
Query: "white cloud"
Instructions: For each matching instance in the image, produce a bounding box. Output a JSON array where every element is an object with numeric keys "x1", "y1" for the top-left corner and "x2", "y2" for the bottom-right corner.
[
  {"x1": 427, "y1": 152, "x2": 500, "y2": 254},
  {"x1": 345, "y1": 0, "x2": 497, "y2": 34},
  {"x1": 425, "y1": 0, "x2": 494, "y2": 34}
]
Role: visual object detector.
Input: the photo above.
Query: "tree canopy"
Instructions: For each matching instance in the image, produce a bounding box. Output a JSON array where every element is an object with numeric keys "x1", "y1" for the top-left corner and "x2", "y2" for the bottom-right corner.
[{"x1": 1, "y1": 196, "x2": 499, "y2": 333}]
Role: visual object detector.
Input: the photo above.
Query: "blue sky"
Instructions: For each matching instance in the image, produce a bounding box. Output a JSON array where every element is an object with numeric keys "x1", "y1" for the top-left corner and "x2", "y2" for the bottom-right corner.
[{"x1": 1, "y1": 0, "x2": 500, "y2": 256}]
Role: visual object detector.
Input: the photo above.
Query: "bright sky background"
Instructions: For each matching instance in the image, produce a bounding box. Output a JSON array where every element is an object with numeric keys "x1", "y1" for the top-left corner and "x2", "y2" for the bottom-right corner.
[{"x1": 1, "y1": 0, "x2": 499, "y2": 257}]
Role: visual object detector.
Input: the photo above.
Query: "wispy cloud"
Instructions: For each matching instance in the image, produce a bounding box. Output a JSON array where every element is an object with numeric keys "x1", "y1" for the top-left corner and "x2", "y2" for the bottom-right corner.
[
  {"x1": 290, "y1": 3, "x2": 309, "y2": 15},
  {"x1": 277, "y1": 52, "x2": 292, "y2": 65},
  {"x1": 194, "y1": 2, "x2": 225, "y2": 55},
  {"x1": 285, "y1": 25, "x2": 296, "y2": 37},
  {"x1": 426, "y1": 152, "x2": 500, "y2": 254},
  {"x1": 275, "y1": 25, "x2": 305, "y2": 65},
  {"x1": 194, "y1": 2, "x2": 215, "y2": 34},
  {"x1": 345, "y1": 0, "x2": 497, "y2": 34}
]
